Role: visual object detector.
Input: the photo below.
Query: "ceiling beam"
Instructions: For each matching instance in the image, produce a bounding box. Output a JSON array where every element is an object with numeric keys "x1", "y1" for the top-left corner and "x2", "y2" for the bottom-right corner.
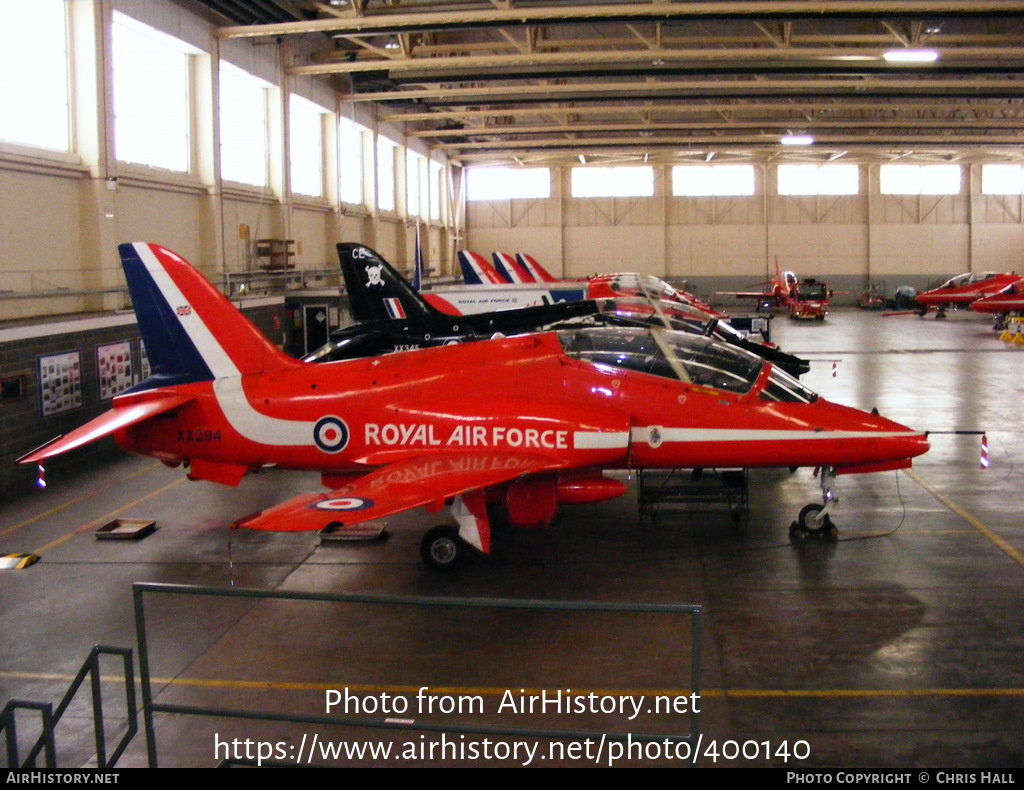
[
  {"x1": 291, "y1": 46, "x2": 1024, "y2": 77},
  {"x1": 218, "y1": 2, "x2": 1024, "y2": 39},
  {"x1": 350, "y1": 78, "x2": 1024, "y2": 104}
]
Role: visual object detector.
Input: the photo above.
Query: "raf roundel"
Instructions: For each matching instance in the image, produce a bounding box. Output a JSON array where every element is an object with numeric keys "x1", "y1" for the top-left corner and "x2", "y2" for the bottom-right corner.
[
  {"x1": 313, "y1": 497, "x2": 375, "y2": 512},
  {"x1": 313, "y1": 416, "x2": 349, "y2": 453}
]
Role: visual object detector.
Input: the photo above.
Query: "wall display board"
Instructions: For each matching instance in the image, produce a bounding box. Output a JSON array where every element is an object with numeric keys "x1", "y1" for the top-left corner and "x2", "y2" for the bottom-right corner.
[
  {"x1": 37, "y1": 351, "x2": 82, "y2": 416},
  {"x1": 139, "y1": 339, "x2": 151, "y2": 382},
  {"x1": 96, "y1": 341, "x2": 134, "y2": 401}
]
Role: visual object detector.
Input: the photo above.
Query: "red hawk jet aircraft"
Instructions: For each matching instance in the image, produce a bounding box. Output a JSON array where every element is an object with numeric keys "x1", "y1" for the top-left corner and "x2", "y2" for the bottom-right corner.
[
  {"x1": 970, "y1": 278, "x2": 1024, "y2": 318},
  {"x1": 723, "y1": 259, "x2": 832, "y2": 319},
  {"x1": 20, "y1": 243, "x2": 929, "y2": 569},
  {"x1": 915, "y1": 272, "x2": 1023, "y2": 317}
]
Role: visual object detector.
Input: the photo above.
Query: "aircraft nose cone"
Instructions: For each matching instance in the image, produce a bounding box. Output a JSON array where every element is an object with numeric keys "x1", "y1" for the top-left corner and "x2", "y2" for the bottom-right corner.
[{"x1": 867, "y1": 411, "x2": 930, "y2": 460}]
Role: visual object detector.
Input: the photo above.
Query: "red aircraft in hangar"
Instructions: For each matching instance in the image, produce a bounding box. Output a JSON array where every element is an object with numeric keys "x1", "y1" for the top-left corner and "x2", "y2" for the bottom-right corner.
[
  {"x1": 20, "y1": 243, "x2": 930, "y2": 569},
  {"x1": 725, "y1": 260, "x2": 831, "y2": 320},
  {"x1": 915, "y1": 271, "x2": 1023, "y2": 317},
  {"x1": 457, "y1": 250, "x2": 721, "y2": 317},
  {"x1": 970, "y1": 278, "x2": 1024, "y2": 318}
]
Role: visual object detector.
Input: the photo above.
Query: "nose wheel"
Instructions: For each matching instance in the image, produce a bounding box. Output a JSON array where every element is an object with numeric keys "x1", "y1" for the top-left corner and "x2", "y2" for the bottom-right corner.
[
  {"x1": 790, "y1": 466, "x2": 839, "y2": 540},
  {"x1": 790, "y1": 503, "x2": 837, "y2": 539}
]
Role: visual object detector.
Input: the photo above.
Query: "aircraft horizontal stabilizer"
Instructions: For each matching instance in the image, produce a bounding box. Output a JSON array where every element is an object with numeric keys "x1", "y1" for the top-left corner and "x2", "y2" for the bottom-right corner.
[
  {"x1": 236, "y1": 450, "x2": 568, "y2": 532},
  {"x1": 17, "y1": 393, "x2": 193, "y2": 465}
]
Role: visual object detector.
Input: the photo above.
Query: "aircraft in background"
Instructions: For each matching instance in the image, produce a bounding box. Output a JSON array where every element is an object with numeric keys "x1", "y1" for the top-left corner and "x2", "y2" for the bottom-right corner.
[
  {"x1": 915, "y1": 272, "x2": 1023, "y2": 317},
  {"x1": 311, "y1": 244, "x2": 810, "y2": 377},
  {"x1": 585, "y1": 272, "x2": 722, "y2": 318},
  {"x1": 516, "y1": 252, "x2": 559, "y2": 283},
  {"x1": 724, "y1": 260, "x2": 831, "y2": 320},
  {"x1": 306, "y1": 243, "x2": 597, "y2": 362},
  {"x1": 970, "y1": 278, "x2": 1024, "y2": 320},
  {"x1": 484, "y1": 251, "x2": 561, "y2": 283},
  {"x1": 457, "y1": 249, "x2": 720, "y2": 317},
  {"x1": 726, "y1": 264, "x2": 798, "y2": 310},
  {"x1": 491, "y1": 251, "x2": 534, "y2": 283},
  {"x1": 457, "y1": 250, "x2": 508, "y2": 284},
  {"x1": 20, "y1": 243, "x2": 928, "y2": 568}
]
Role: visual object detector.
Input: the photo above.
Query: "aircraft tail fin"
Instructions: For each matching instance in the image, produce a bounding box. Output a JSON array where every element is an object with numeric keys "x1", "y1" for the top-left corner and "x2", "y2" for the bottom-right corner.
[
  {"x1": 338, "y1": 243, "x2": 439, "y2": 323},
  {"x1": 457, "y1": 250, "x2": 507, "y2": 284},
  {"x1": 492, "y1": 252, "x2": 534, "y2": 283},
  {"x1": 516, "y1": 253, "x2": 560, "y2": 283},
  {"x1": 118, "y1": 242, "x2": 297, "y2": 387}
]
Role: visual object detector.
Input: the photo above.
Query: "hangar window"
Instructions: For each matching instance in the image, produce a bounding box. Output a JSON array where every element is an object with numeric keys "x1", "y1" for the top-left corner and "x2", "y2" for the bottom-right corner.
[
  {"x1": 429, "y1": 160, "x2": 443, "y2": 221},
  {"x1": 219, "y1": 62, "x2": 272, "y2": 187},
  {"x1": 338, "y1": 117, "x2": 368, "y2": 205},
  {"x1": 467, "y1": 167, "x2": 551, "y2": 200},
  {"x1": 880, "y1": 164, "x2": 961, "y2": 195},
  {"x1": 112, "y1": 12, "x2": 199, "y2": 173},
  {"x1": 981, "y1": 164, "x2": 1024, "y2": 195},
  {"x1": 777, "y1": 164, "x2": 858, "y2": 196},
  {"x1": 377, "y1": 136, "x2": 398, "y2": 211},
  {"x1": 672, "y1": 166, "x2": 755, "y2": 196},
  {"x1": 572, "y1": 166, "x2": 654, "y2": 198},
  {"x1": 290, "y1": 94, "x2": 328, "y2": 198},
  {"x1": 406, "y1": 150, "x2": 424, "y2": 218},
  {"x1": 0, "y1": 0, "x2": 69, "y2": 151}
]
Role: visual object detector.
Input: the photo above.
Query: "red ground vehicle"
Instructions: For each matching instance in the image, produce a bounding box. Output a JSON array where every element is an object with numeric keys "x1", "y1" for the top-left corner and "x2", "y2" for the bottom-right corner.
[{"x1": 789, "y1": 278, "x2": 829, "y2": 321}]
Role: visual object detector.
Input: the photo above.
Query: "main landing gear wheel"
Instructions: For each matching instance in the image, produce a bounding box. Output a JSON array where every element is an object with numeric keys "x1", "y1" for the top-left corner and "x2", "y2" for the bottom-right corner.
[{"x1": 420, "y1": 525, "x2": 464, "y2": 570}]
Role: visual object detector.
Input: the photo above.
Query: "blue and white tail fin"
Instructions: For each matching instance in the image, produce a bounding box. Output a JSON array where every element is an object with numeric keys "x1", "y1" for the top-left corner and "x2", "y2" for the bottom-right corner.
[
  {"x1": 457, "y1": 250, "x2": 508, "y2": 284},
  {"x1": 492, "y1": 251, "x2": 534, "y2": 283},
  {"x1": 516, "y1": 253, "x2": 560, "y2": 283},
  {"x1": 119, "y1": 242, "x2": 297, "y2": 388}
]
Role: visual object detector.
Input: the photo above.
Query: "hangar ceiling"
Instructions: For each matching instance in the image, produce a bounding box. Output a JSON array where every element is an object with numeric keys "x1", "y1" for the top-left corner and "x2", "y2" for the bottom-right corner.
[{"x1": 192, "y1": 1, "x2": 1024, "y2": 166}]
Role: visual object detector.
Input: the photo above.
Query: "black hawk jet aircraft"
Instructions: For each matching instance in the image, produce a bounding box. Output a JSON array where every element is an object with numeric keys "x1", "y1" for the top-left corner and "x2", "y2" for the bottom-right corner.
[{"x1": 304, "y1": 243, "x2": 810, "y2": 379}]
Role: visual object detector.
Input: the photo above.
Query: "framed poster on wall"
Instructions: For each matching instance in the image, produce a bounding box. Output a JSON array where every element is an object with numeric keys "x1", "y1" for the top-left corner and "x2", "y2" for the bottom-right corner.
[
  {"x1": 97, "y1": 341, "x2": 134, "y2": 401},
  {"x1": 37, "y1": 351, "x2": 82, "y2": 417},
  {"x1": 138, "y1": 338, "x2": 151, "y2": 382}
]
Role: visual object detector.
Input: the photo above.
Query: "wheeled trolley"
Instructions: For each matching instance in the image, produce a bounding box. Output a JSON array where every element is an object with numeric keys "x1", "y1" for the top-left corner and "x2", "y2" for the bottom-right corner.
[{"x1": 637, "y1": 468, "x2": 749, "y2": 521}]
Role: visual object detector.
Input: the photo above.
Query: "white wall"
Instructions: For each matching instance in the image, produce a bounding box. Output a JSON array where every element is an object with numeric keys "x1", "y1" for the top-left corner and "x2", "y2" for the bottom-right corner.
[
  {"x1": 0, "y1": 0, "x2": 456, "y2": 321},
  {"x1": 465, "y1": 166, "x2": 1024, "y2": 296}
]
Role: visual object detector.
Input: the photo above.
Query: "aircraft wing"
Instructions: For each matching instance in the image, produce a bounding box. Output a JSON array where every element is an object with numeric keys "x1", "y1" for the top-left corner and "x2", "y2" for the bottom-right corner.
[
  {"x1": 236, "y1": 450, "x2": 568, "y2": 532},
  {"x1": 18, "y1": 393, "x2": 193, "y2": 464}
]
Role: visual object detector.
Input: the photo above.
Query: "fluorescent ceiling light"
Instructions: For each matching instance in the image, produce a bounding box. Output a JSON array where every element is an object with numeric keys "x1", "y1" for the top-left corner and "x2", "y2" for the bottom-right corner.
[
  {"x1": 781, "y1": 135, "x2": 814, "y2": 146},
  {"x1": 883, "y1": 49, "x2": 939, "y2": 63}
]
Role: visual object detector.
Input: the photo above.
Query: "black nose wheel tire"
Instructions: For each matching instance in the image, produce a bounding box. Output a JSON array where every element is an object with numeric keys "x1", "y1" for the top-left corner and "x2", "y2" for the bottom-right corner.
[{"x1": 795, "y1": 503, "x2": 838, "y2": 539}]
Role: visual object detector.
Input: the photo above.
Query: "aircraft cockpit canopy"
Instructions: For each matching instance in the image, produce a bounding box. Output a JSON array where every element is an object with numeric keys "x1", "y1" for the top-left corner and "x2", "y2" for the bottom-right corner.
[
  {"x1": 558, "y1": 327, "x2": 817, "y2": 403},
  {"x1": 937, "y1": 272, "x2": 1001, "y2": 290},
  {"x1": 592, "y1": 273, "x2": 685, "y2": 303},
  {"x1": 593, "y1": 297, "x2": 716, "y2": 336}
]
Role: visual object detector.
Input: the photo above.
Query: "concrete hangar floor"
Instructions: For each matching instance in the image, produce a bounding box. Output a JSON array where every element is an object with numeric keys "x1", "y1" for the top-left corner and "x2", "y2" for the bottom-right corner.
[{"x1": 1, "y1": 308, "x2": 1021, "y2": 769}]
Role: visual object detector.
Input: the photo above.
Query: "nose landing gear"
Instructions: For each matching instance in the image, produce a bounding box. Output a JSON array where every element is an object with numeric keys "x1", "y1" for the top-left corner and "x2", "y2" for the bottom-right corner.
[{"x1": 790, "y1": 466, "x2": 839, "y2": 540}]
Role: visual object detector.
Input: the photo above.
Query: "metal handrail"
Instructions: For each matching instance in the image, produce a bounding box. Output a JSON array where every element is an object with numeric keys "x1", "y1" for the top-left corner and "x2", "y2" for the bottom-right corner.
[
  {"x1": 133, "y1": 582, "x2": 702, "y2": 768},
  {"x1": 1, "y1": 645, "x2": 137, "y2": 768}
]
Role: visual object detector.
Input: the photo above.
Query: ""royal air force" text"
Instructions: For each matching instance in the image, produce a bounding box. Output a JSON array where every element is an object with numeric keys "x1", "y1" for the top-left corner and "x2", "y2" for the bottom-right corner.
[{"x1": 364, "y1": 423, "x2": 568, "y2": 449}]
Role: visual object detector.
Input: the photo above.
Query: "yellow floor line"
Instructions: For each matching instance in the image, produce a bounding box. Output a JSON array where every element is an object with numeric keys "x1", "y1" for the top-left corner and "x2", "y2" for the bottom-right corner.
[
  {"x1": 1, "y1": 461, "x2": 162, "y2": 538},
  {"x1": 30, "y1": 476, "x2": 186, "y2": 556},
  {"x1": 904, "y1": 467, "x2": 1024, "y2": 569},
  {"x1": 2, "y1": 671, "x2": 1022, "y2": 700}
]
